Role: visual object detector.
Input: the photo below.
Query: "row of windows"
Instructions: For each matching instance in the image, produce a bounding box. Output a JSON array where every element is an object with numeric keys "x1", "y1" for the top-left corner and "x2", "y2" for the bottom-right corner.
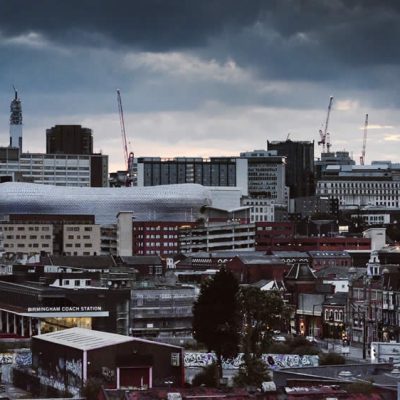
[
  {"x1": 4, "y1": 243, "x2": 49, "y2": 248},
  {"x1": 62, "y1": 279, "x2": 91, "y2": 286},
  {"x1": 67, "y1": 235, "x2": 91, "y2": 239},
  {"x1": 134, "y1": 226, "x2": 179, "y2": 231},
  {"x1": 65, "y1": 226, "x2": 93, "y2": 232},
  {"x1": 0, "y1": 226, "x2": 50, "y2": 231},
  {"x1": 137, "y1": 242, "x2": 176, "y2": 247},
  {"x1": 5, "y1": 234, "x2": 51, "y2": 240},
  {"x1": 320, "y1": 182, "x2": 400, "y2": 188},
  {"x1": 65, "y1": 243, "x2": 92, "y2": 248},
  {"x1": 135, "y1": 234, "x2": 178, "y2": 239}
]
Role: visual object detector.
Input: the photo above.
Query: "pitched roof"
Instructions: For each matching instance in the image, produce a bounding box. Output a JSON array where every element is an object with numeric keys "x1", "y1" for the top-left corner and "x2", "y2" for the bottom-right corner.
[
  {"x1": 285, "y1": 263, "x2": 316, "y2": 281},
  {"x1": 35, "y1": 327, "x2": 182, "y2": 351}
]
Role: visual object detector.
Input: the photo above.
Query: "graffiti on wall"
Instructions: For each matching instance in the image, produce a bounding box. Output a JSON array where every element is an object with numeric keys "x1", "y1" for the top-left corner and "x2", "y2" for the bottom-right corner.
[
  {"x1": 65, "y1": 359, "x2": 82, "y2": 379},
  {"x1": 0, "y1": 350, "x2": 32, "y2": 365},
  {"x1": 0, "y1": 353, "x2": 13, "y2": 364},
  {"x1": 14, "y1": 350, "x2": 32, "y2": 366},
  {"x1": 184, "y1": 352, "x2": 318, "y2": 370},
  {"x1": 39, "y1": 376, "x2": 80, "y2": 396}
]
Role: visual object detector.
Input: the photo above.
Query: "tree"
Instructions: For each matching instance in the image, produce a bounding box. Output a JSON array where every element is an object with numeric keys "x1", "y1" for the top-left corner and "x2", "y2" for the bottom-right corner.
[
  {"x1": 234, "y1": 355, "x2": 271, "y2": 388},
  {"x1": 239, "y1": 287, "x2": 287, "y2": 357},
  {"x1": 192, "y1": 267, "x2": 241, "y2": 379},
  {"x1": 234, "y1": 287, "x2": 288, "y2": 388}
]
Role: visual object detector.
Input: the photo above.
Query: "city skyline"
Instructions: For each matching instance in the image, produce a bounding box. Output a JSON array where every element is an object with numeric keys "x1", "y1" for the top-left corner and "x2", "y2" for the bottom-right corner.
[{"x1": 1, "y1": 0, "x2": 400, "y2": 171}]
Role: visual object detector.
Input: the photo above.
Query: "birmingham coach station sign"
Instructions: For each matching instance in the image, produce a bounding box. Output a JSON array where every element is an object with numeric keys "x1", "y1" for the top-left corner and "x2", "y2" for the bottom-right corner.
[{"x1": 27, "y1": 305, "x2": 103, "y2": 313}]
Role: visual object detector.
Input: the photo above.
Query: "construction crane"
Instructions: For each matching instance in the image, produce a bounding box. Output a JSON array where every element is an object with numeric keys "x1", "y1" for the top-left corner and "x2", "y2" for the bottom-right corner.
[
  {"x1": 116, "y1": 89, "x2": 134, "y2": 186},
  {"x1": 360, "y1": 113, "x2": 368, "y2": 166},
  {"x1": 318, "y1": 96, "x2": 334, "y2": 153}
]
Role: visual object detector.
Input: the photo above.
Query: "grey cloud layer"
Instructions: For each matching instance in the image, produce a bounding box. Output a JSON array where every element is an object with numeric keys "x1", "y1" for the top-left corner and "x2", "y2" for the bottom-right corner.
[
  {"x1": 0, "y1": 0, "x2": 400, "y2": 169},
  {"x1": 2, "y1": 1, "x2": 400, "y2": 67}
]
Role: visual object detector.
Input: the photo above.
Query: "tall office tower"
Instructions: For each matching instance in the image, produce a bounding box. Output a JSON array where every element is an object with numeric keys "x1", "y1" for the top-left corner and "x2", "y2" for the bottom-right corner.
[
  {"x1": 46, "y1": 125, "x2": 93, "y2": 155},
  {"x1": 268, "y1": 139, "x2": 315, "y2": 198},
  {"x1": 9, "y1": 88, "x2": 23, "y2": 151},
  {"x1": 240, "y1": 150, "x2": 286, "y2": 202}
]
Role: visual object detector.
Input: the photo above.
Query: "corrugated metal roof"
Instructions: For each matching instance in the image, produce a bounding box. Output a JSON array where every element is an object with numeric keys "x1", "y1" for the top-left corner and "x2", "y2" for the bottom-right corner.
[
  {"x1": 35, "y1": 327, "x2": 183, "y2": 351},
  {"x1": 35, "y1": 327, "x2": 134, "y2": 350}
]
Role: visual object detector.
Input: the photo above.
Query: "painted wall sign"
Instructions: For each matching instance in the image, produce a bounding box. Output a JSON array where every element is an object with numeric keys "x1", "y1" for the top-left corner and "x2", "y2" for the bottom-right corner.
[{"x1": 27, "y1": 305, "x2": 102, "y2": 312}]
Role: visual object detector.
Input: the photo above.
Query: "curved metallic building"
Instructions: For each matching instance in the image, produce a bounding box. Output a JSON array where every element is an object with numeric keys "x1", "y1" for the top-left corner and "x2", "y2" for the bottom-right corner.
[{"x1": 0, "y1": 182, "x2": 211, "y2": 224}]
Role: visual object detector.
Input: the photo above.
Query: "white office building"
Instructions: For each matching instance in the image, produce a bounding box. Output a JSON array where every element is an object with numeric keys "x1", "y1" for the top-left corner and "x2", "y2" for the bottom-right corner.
[{"x1": 316, "y1": 162, "x2": 400, "y2": 209}]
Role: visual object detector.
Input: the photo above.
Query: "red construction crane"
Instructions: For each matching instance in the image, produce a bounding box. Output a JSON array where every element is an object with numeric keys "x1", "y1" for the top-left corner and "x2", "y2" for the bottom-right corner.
[
  {"x1": 360, "y1": 113, "x2": 368, "y2": 166},
  {"x1": 116, "y1": 89, "x2": 134, "y2": 185},
  {"x1": 318, "y1": 96, "x2": 334, "y2": 153}
]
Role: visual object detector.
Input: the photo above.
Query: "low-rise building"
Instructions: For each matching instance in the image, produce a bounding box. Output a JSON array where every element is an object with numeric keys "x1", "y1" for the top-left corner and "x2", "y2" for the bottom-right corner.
[
  {"x1": 226, "y1": 254, "x2": 289, "y2": 284},
  {"x1": 130, "y1": 281, "x2": 196, "y2": 345},
  {"x1": 63, "y1": 224, "x2": 100, "y2": 256},
  {"x1": 308, "y1": 250, "x2": 352, "y2": 270},
  {"x1": 29, "y1": 327, "x2": 184, "y2": 396},
  {"x1": 133, "y1": 221, "x2": 195, "y2": 256},
  {"x1": 179, "y1": 221, "x2": 256, "y2": 253},
  {"x1": 0, "y1": 223, "x2": 53, "y2": 255}
]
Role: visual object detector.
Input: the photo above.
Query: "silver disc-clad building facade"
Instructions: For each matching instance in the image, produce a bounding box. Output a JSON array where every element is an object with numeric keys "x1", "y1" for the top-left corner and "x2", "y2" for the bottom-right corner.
[{"x1": 0, "y1": 182, "x2": 211, "y2": 224}]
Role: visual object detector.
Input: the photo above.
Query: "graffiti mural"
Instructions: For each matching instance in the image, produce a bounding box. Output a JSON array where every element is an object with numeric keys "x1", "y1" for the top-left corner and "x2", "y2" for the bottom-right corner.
[
  {"x1": 184, "y1": 352, "x2": 318, "y2": 370},
  {"x1": 0, "y1": 350, "x2": 32, "y2": 365},
  {"x1": 0, "y1": 353, "x2": 13, "y2": 364},
  {"x1": 39, "y1": 375, "x2": 80, "y2": 396},
  {"x1": 184, "y1": 352, "x2": 216, "y2": 368},
  {"x1": 65, "y1": 359, "x2": 82, "y2": 379},
  {"x1": 14, "y1": 350, "x2": 32, "y2": 366}
]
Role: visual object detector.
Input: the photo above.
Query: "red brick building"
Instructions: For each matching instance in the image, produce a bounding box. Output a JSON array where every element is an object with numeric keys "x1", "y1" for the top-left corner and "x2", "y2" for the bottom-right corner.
[
  {"x1": 225, "y1": 254, "x2": 289, "y2": 284},
  {"x1": 133, "y1": 221, "x2": 195, "y2": 256},
  {"x1": 255, "y1": 222, "x2": 371, "y2": 252}
]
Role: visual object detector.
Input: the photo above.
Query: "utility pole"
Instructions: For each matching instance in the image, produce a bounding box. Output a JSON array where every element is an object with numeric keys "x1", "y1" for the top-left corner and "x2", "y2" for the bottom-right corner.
[{"x1": 362, "y1": 312, "x2": 367, "y2": 360}]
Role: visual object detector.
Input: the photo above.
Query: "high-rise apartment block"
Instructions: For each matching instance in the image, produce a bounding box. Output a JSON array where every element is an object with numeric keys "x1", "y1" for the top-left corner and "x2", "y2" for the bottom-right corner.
[
  {"x1": 46, "y1": 125, "x2": 93, "y2": 155},
  {"x1": 240, "y1": 150, "x2": 286, "y2": 202},
  {"x1": 268, "y1": 139, "x2": 315, "y2": 198}
]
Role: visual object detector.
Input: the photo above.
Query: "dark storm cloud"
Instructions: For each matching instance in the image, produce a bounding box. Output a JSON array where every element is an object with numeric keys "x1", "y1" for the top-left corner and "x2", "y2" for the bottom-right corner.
[
  {"x1": 0, "y1": 0, "x2": 268, "y2": 50},
  {"x1": 1, "y1": 0, "x2": 400, "y2": 112},
  {"x1": 1, "y1": 0, "x2": 400, "y2": 62}
]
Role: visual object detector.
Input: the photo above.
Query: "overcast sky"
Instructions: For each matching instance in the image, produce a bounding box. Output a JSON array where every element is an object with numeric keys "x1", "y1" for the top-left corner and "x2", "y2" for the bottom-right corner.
[{"x1": 0, "y1": 0, "x2": 399, "y2": 171}]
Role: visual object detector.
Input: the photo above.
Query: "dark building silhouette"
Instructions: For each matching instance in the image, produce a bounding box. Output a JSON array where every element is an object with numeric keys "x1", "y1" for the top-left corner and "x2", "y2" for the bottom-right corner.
[
  {"x1": 45, "y1": 125, "x2": 108, "y2": 187},
  {"x1": 268, "y1": 139, "x2": 315, "y2": 198},
  {"x1": 46, "y1": 125, "x2": 93, "y2": 155}
]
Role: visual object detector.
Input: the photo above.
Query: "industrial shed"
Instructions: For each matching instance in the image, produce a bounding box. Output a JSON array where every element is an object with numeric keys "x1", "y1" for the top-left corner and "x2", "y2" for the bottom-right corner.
[{"x1": 32, "y1": 327, "x2": 184, "y2": 396}]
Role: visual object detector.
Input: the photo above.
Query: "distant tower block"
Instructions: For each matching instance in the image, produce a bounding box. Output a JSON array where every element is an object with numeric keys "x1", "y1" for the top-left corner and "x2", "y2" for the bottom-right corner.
[{"x1": 9, "y1": 87, "x2": 23, "y2": 151}]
